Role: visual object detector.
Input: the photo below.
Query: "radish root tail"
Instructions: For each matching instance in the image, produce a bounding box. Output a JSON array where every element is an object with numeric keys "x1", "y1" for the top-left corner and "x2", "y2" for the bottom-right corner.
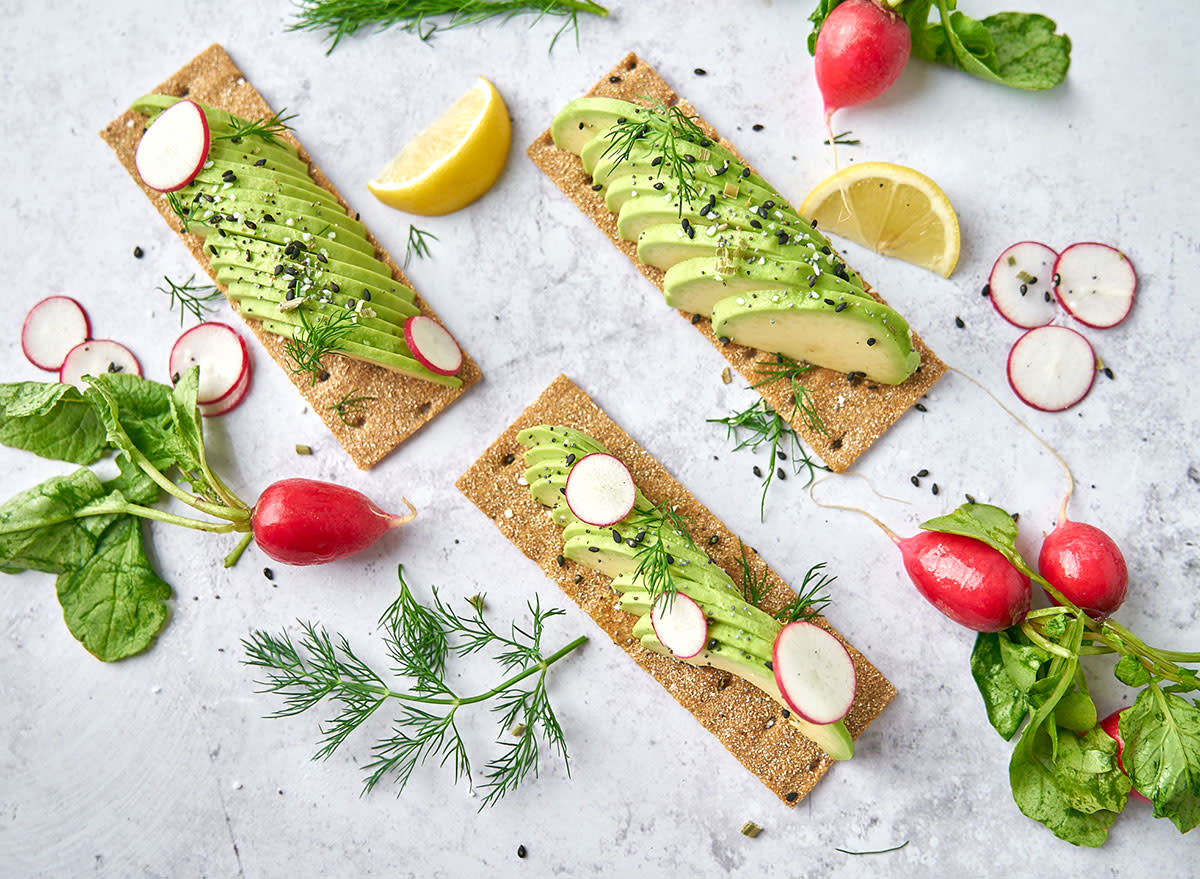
[
  {"x1": 809, "y1": 474, "x2": 903, "y2": 543},
  {"x1": 392, "y1": 497, "x2": 418, "y2": 528}
]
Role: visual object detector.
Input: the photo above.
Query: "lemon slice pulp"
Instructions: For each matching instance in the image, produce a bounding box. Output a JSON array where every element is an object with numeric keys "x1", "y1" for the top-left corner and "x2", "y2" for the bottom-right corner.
[
  {"x1": 799, "y1": 162, "x2": 960, "y2": 277},
  {"x1": 368, "y1": 77, "x2": 511, "y2": 216}
]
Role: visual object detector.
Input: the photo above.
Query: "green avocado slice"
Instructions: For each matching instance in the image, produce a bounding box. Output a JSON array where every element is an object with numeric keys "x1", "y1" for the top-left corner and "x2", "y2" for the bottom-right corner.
[
  {"x1": 580, "y1": 133, "x2": 773, "y2": 194},
  {"x1": 616, "y1": 192, "x2": 823, "y2": 249},
  {"x1": 230, "y1": 289, "x2": 409, "y2": 351},
  {"x1": 637, "y1": 222, "x2": 849, "y2": 272},
  {"x1": 602, "y1": 168, "x2": 794, "y2": 218},
  {"x1": 185, "y1": 186, "x2": 366, "y2": 241},
  {"x1": 221, "y1": 272, "x2": 417, "y2": 332},
  {"x1": 663, "y1": 255, "x2": 870, "y2": 316},
  {"x1": 191, "y1": 165, "x2": 344, "y2": 212},
  {"x1": 205, "y1": 140, "x2": 312, "y2": 179},
  {"x1": 550, "y1": 96, "x2": 654, "y2": 154},
  {"x1": 710, "y1": 288, "x2": 920, "y2": 385}
]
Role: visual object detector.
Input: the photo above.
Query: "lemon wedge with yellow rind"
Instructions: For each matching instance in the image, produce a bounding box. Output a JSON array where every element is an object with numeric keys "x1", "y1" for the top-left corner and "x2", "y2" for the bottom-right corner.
[
  {"x1": 800, "y1": 162, "x2": 960, "y2": 277},
  {"x1": 368, "y1": 77, "x2": 510, "y2": 216}
]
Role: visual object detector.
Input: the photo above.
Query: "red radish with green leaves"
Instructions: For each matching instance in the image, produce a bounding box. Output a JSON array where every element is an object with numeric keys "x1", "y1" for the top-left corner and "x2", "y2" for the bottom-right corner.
[
  {"x1": 404, "y1": 315, "x2": 462, "y2": 376},
  {"x1": 1038, "y1": 495, "x2": 1128, "y2": 619},
  {"x1": 772, "y1": 621, "x2": 857, "y2": 724},
  {"x1": 1006, "y1": 325, "x2": 1096, "y2": 412},
  {"x1": 22, "y1": 296, "x2": 91, "y2": 371},
  {"x1": 814, "y1": 0, "x2": 911, "y2": 135},
  {"x1": 564, "y1": 452, "x2": 636, "y2": 527},
  {"x1": 988, "y1": 241, "x2": 1059, "y2": 329},
  {"x1": 134, "y1": 98, "x2": 210, "y2": 192},
  {"x1": 1052, "y1": 242, "x2": 1137, "y2": 328},
  {"x1": 59, "y1": 340, "x2": 141, "y2": 388},
  {"x1": 649, "y1": 593, "x2": 707, "y2": 658}
]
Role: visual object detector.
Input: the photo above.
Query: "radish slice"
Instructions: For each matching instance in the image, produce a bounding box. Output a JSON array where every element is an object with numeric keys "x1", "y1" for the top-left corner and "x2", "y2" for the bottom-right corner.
[
  {"x1": 564, "y1": 452, "x2": 636, "y2": 527},
  {"x1": 772, "y1": 621, "x2": 857, "y2": 725},
  {"x1": 1007, "y1": 325, "x2": 1096, "y2": 412},
  {"x1": 650, "y1": 593, "x2": 708, "y2": 659},
  {"x1": 169, "y1": 322, "x2": 249, "y2": 404},
  {"x1": 403, "y1": 315, "x2": 462, "y2": 376},
  {"x1": 135, "y1": 99, "x2": 210, "y2": 192},
  {"x1": 21, "y1": 296, "x2": 91, "y2": 371},
  {"x1": 198, "y1": 361, "x2": 251, "y2": 417},
  {"x1": 59, "y1": 340, "x2": 142, "y2": 388},
  {"x1": 1052, "y1": 242, "x2": 1137, "y2": 328},
  {"x1": 987, "y1": 241, "x2": 1059, "y2": 328}
]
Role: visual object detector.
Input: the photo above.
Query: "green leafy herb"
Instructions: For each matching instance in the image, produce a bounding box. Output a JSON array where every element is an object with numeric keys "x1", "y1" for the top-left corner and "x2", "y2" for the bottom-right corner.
[
  {"x1": 626, "y1": 501, "x2": 695, "y2": 605},
  {"x1": 750, "y1": 354, "x2": 826, "y2": 435},
  {"x1": 823, "y1": 130, "x2": 861, "y2": 146},
  {"x1": 0, "y1": 382, "x2": 107, "y2": 465},
  {"x1": 242, "y1": 567, "x2": 586, "y2": 806},
  {"x1": 599, "y1": 97, "x2": 707, "y2": 216},
  {"x1": 708, "y1": 398, "x2": 829, "y2": 521},
  {"x1": 835, "y1": 840, "x2": 910, "y2": 855},
  {"x1": 1122, "y1": 685, "x2": 1200, "y2": 833},
  {"x1": 156, "y1": 274, "x2": 223, "y2": 326},
  {"x1": 284, "y1": 306, "x2": 359, "y2": 384},
  {"x1": 776, "y1": 563, "x2": 834, "y2": 624},
  {"x1": 734, "y1": 540, "x2": 771, "y2": 605},
  {"x1": 212, "y1": 108, "x2": 297, "y2": 145},
  {"x1": 403, "y1": 224, "x2": 438, "y2": 269},
  {"x1": 328, "y1": 391, "x2": 377, "y2": 425},
  {"x1": 289, "y1": 0, "x2": 610, "y2": 54}
]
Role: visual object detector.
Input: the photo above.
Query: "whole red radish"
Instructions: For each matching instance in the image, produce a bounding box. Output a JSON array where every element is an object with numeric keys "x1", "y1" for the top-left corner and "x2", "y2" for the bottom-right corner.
[
  {"x1": 898, "y1": 531, "x2": 1031, "y2": 632},
  {"x1": 814, "y1": 0, "x2": 911, "y2": 126},
  {"x1": 251, "y1": 478, "x2": 417, "y2": 565},
  {"x1": 1099, "y1": 708, "x2": 1150, "y2": 803},
  {"x1": 1038, "y1": 512, "x2": 1128, "y2": 619}
]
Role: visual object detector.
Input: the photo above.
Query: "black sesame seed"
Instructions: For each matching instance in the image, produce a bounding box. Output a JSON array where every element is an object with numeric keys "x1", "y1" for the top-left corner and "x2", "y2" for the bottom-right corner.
[
  {"x1": 777, "y1": 467, "x2": 786, "y2": 480},
  {"x1": 965, "y1": 493, "x2": 977, "y2": 504},
  {"x1": 171, "y1": 372, "x2": 181, "y2": 384},
  {"x1": 866, "y1": 338, "x2": 876, "y2": 346},
  {"x1": 955, "y1": 316, "x2": 965, "y2": 328},
  {"x1": 588, "y1": 546, "x2": 600, "y2": 553},
  {"x1": 651, "y1": 156, "x2": 663, "y2": 167},
  {"x1": 653, "y1": 181, "x2": 664, "y2": 190},
  {"x1": 1012, "y1": 512, "x2": 1020, "y2": 522},
  {"x1": 718, "y1": 336, "x2": 730, "y2": 344},
  {"x1": 1053, "y1": 273, "x2": 1061, "y2": 285},
  {"x1": 932, "y1": 483, "x2": 940, "y2": 495},
  {"x1": 753, "y1": 465, "x2": 763, "y2": 478},
  {"x1": 917, "y1": 469, "x2": 929, "y2": 477},
  {"x1": 591, "y1": 183, "x2": 603, "y2": 191},
  {"x1": 329, "y1": 281, "x2": 340, "y2": 293},
  {"x1": 609, "y1": 75, "x2": 622, "y2": 83},
  {"x1": 785, "y1": 792, "x2": 798, "y2": 803},
  {"x1": 915, "y1": 402, "x2": 927, "y2": 412},
  {"x1": 517, "y1": 845, "x2": 527, "y2": 859},
  {"x1": 694, "y1": 67, "x2": 707, "y2": 75},
  {"x1": 263, "y1": 567, "x2": 275, "y2": 581},
  {"x1": 911, "y1": 475, "x2": 921, "y2": 487},
  {"x1": 318, "y1": 370, "x2": 330, "y2": 382},
  {"x1": 254, "y1": 158, "x2": 267, "y2": 166},
  {"x1": 752, "y1": 123, "x2": 764, "y2": 131},
  {"x1": 750, "y1": 219, "x2": 762, "y2": 229},
  {"x1": 830, "y1": 438, "x2": 843, "y2": 450},
  {"x1": 132, "y1": 245, "x2": 144, "y2": 259},
  {"x1": 612, "y1": 529, "x2": 622, "y2": 544},
  {"x1": 741, "y1": 167, "x2": 751, "y2": 178},
  {"x1": 361, "y1": 290, "x2": 370, "y2": 300},
  {"x1": 574, "y1": 574, "x2": 583, "y2": 584},
  {"x1": 707, "y1": 535, "x2": 720, "y2": 546},
  {"x1": 690, "y1": 313, "x2": 702, "y2": 324},
  {"x1": 1104, "y1": 366, "x2": 1115, "y2": 380},
  {"x1": 981, "y1": 283, "x2": 991, "y2": 297},
  {"x1": 807, "y1": 274, "x2": 818, "y2": 287},
  {"x1": 503, "y1": 453, "x2": 515, "y2": 465},
  {"x1": 1019, "y1": 283, "x2": 1028, "y2": 296},
  {"x1": 556, "y1": 554, "x2": 565, "y2": 567},
  {"x1": 835, "y1": 301, "x2": 847, "y2": 312},
  {"x1": 810, "y1": 218, "x2": 819, "y2": 228}
]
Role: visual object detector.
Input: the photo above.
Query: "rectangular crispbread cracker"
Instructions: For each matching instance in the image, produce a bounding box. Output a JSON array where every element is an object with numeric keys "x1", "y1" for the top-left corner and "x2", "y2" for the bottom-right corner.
[
  {"x1": 101, "y1": 44, "x2": 480, "y2": 469},
  {"x1": 528, "y1": 53, "x2": 945, "y2": 472},
  {"x1": 456, "y1": 374, "x2": 896, "y2": 806}
]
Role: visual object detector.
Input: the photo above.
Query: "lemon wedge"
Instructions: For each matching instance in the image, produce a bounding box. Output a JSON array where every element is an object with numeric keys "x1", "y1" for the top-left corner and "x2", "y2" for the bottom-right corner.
[
  {"x1": 799, "y1": 162, "x2": 960, "y2": 277},
  {"x1": 368, "y1": 77, "x2": 511, "y2": 216}
]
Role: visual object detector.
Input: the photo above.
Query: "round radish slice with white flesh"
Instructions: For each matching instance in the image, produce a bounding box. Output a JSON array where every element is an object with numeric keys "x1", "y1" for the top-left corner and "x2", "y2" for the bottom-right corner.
[
  {"x1": 650, "y1": 593, "x2": 708, "y2": 659},
  {"x1": 987, "y1": 241, "x2": 1059, "y2": 328},
  {"x1": 21, "y1": 296, "x2": 91, "y2": 370},
  {"x1": 772, "y1": 621, "x2": 857, "y2": 725},
  {"x1": 404, "y1": 315, "x2": 462, "y2": 376},
  {"x1": 59, "y1": 340, "x2": 142, "y2": 388},
  {"x1": 1007, "y1": 325, "x2": 1096, "y2": 412},
  {"x1": 169, "y1": 322, "x2": 249, "y2": 404},
  {"x1": 564, "y1": 452, "x2": 637, "y2": 527},
  {"x1": 135, "y1": 99, "x2": 211, "y2": 192},
  {"x1": 1053, "y1": 242, "x2": 1137, "y2": 328},
  {"x1": 198, "y1": 360, "x2": 252, "y2": 417}
]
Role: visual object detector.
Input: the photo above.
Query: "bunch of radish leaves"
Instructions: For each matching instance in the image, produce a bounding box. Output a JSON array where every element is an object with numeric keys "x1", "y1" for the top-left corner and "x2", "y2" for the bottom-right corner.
[
  {"x1": 0, "y1": 368, "x2": 252, "y2": 662},
  {"x1": 925, "y1": 504, "x2": 1200, "y2": 845},
  {"x1": 808, "y1": 0, "x2": 1071, "y2": 91}
]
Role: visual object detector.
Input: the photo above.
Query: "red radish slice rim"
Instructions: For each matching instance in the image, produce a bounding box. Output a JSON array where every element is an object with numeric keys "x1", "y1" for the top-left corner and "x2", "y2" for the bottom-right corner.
[
  {"x1": 59, "y1": 340, "x2": 142, "y2": 389},
  {"x1": 404, "y1": 315, "x2": 462, "y2": 376},
  {"x1": 1052, "y1": 242, "x2": 1137, "y2": 329},
  {"x1": 21, "y1": 296, "x2": 91, "y2": 371},
  {"x1": 650, "y1": 593, "x2": 708, "y2": 659},
  {"x1": 1006, "y1": 325, "x2": 1096, "y2": 412},
  {"x1": 198, "y1": 361, "x2": 252, "y2": 417},
  {"x1": 564, "y1": 453, "x2": 637, "y2": 527},
  {"x1": 134, "y1": 99, "x2": 211, "y2": 193},
  {"x1": 169, "y1": 321, "x2": 249, "y2": 404},
  {"x1": 987, "y1": 241, "x2": 1059, "y2": 329},
  {"x1": 772, "y1": 621, "x2": 857, "y2": 725}
]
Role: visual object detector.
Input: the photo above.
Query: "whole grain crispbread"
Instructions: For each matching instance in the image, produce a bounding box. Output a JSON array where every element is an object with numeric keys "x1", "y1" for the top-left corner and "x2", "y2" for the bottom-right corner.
[
  {"x1": 456, "y1": 374, "x2": 896, "y2": 806},
  {"x1": 527, "y1": 53, "x2": 945, "y2": 472},
  {"x1": 101, "y1": 44, "x2": 480, "y2": 469}
]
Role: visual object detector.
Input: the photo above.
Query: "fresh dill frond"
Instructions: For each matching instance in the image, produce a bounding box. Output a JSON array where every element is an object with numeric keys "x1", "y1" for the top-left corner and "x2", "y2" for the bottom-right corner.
[
  {"x1": 750, "y1": 354, "x2": 826, "y2": 435},
  {"x1": 775, "y1": 562, "x2": 835, "y2": 623},
  {"x1": 288, "y1": 0, "x2": 610, "y2": 55},
  {"x1": 707, "y1": 398, "x2": 830, "y2": 521},
  {"x1": 822, "y1": 130, "x2": 861, "y2": 147},
  {"x1": 403, "y1": 224, "x2": 438, "y2": 269},
  {"x1": 242, "y1": 566, "x2": 586, "y2": 806},
  {"x1": 599, "y1": 96, "x2": 708, "y2": 216},
  {"x1": 213, "y1": 108, "x2": 298, "y2": 145},
  {"x1": 328, "y1": 391, "x2": 377, "y2": 425},
  {"x1": 156, "y1": 274, "x2": 223, "y2": 326},
  {"x1": 165, "y1": 191, "x2": 213, "y2": 235},
  {"x1": 626, "y1": 501, "x2": 696, "y2": 606},
  {"x1": 735, "y1": 540, "x2": 772, "y2": 606},
  {"x1": 284, "y1": 306, "x2": 358, "y2": 384}
]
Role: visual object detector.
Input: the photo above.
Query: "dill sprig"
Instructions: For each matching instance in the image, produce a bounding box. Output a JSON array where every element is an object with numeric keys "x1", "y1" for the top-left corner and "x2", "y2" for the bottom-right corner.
[
  {"x1": 750, "y1": 354, "x2": 825, "y2": 435},
  {"x1": 165, "y1": 191, "x2": 213, "y2": 235},
  {"x1": 627, "y1": 501, "x2": 695, "y2": 606},
  {"x1": 284, "y1": 306, "x2": 358, "y2": 384},
  {"x1": 213, "y1": 108, "x2": 297, "y2": 145},
  {"x1": 775, "y1": 563, "x2": 835, "y2": 623},
  {"x1": 241, "y1": 566, "x2": 586, "y2": 807},
  {"x1": 823, "y1": 130, "x2": 861, "y2": 147},
  {"x1": 288, "y1": 0, "x2": 610, "y2": 54},
  {"x1": 707, "y1": 398, "x2": 830, "y2": 521},
  {"x1": 599, "y1": 96, "x2": 707, "y2": 216},
  {"x1": 328, "y1": 390, "x2": 377, "y2": 425},
  {"x1": 735, "y1": 540, "x2": 774, "y2": 606},
  {"x1": 156, "y1": 274, "x2": 223, "y2": 326},
  {"x1": 403, "y1": 224, "x2": 438, "y2": 269}
]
